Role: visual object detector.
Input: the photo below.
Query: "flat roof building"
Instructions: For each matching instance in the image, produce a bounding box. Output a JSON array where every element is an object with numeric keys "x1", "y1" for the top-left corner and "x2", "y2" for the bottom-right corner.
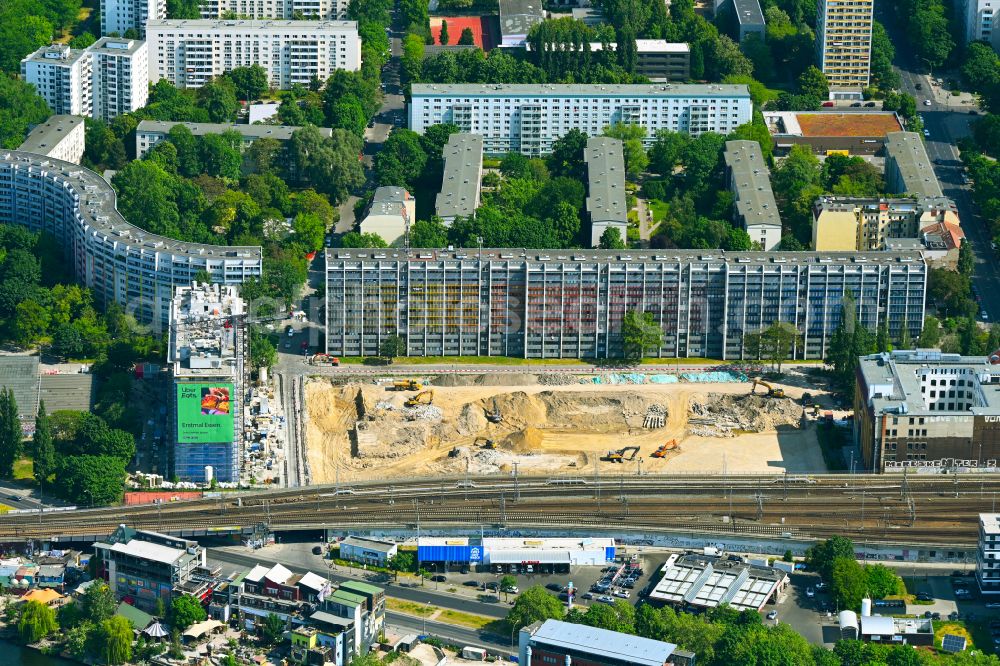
[
  {"x1": 21, "y1": 45, "x2": 93, "y2": 118},
  {"x1": 817, "y1": 0, "x2": 873, "y2": 98},
  {"x1": 724, "y1": 140, "x2": 781, "y2": 251},
  {"x1": 884, "y1": 132, "x2": 943, "y2": 198},
  {"x1": 339, "y1": 537, "x2": 398, "y2": 567},
  {"x1": 198, "y1": 0, "x2": 349, "y2": 19},
  {"x1": 979, "y1": 513, "x2": 1000, "y2": 595},
  {"x1": 436, "y1": 133, "x2": 483, "y2": 223},
  {"x1": 855, "y1": 350, "x2": 1000, "y2": 472},
  {"x1": 499, "y1": 0, "x2": 545, "y2": 48},
  {"x1": 147, "y1": 19, "x2": 361, "y2": 89},
  {"x1": 763, "y1": 111, "x2": 904, "y2": 155},
  {"x1": 0, "y1": 151, "x2": 261, "y2": 326},
  {"x1": 519, "y1": 619, "x2": 695, "y2": 666},
  {"x1": 838, "y1": 611, "x2": 934, "y2": 645},
  {"x1": 18, "y1": 115, "x2": 86, "y2": 165},
  {"x1": 647, "y1": 552, "x2": 787, "y2": 612},
  {"x1": 89, "y1": 38, "x2": 149, "y2": 122},
  {"x1": 135, "y1": 121, "x2": 328, "y2": 158},
  {"x1": 731, "y1": 0, "x2": 767, "y2": 41},
  {"x1": 94, "y1": 525, "x2": 207, "y2": 614},
  {"x1": 169, "y1": 283, "x2": 246, "y2": 483},
  {"x1": 585, "y1": 137, "x2": 628, "y2": 248},
  {"x1": 813, "y1": 196, "x2": 960, "y2": 252},
  {"x1": 359, "y1": 186, "x2": 414, "y2": 246},
  {"x1": 527, "y1": 40, "x2": 690, "y2": 81},
  {"x1": 101, "y1": 0, "x2": 165, "y2": 38},
  {"x1": 410, "y1": 84, "x2": 753, "y2": 156},
  {"x1": 325, "y1": 248, "x2": 926, "y2": 361}
]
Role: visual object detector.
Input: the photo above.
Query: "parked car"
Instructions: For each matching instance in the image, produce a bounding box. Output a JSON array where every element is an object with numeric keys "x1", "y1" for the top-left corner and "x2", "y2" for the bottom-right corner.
[
  {"x1": 864, "y1": 102, "x2": 876, "y2": 107},
  {"x1": 822, "y1": 101, "x2": 835, "y2": 107},
  {"x1": 613, "y1": 589, "x2": 630, "y2": 599},
  {"x1": 582, "y1": 592, "x2": 594, "y2": 600},
  {"x1": 850, "y1": 102, "x2": 862, "y2": 107},
  {"x1": 948, "y1": 612, "x2": 960, "y2": 620},
  {"x1": 432, "y1": 575, "x2": 448, "y2": 583},
  {"x1": 546, "y1": 583, "x2": 562, "y2": 592},
  {"x1": 766, "y1": 610, "x2": 778, "y2": 620},
  {"x1": 463, "y1": 580, "x2": 479, "y2": 587},
  {"x1": 915, "y1": 592, "x2": 933, "y2": 601},
  {"x1": 985, "y1": 602, "x2": 1000, "y2": 609},
  {"x1": 815, "y1": 581, "x2": 827, "y2": 590},
  {"x1": 597, "y1": 595, "x2": 614, "y2": 604},
  {"x1": 806, "y1": 587, "x2": 816, "y2": 598},
  {"x1": 923, "y1": 99, "x2": 933, "y2": 106},
  {"x1": 311, "y1": 546, "x2": 323, "y2": 555},
  {"x1": 915, "y1": 83, "x2": 922, "y2": 90},
  {"x1": 502, "y1": 585, "x2": 518, "y2": 594}
]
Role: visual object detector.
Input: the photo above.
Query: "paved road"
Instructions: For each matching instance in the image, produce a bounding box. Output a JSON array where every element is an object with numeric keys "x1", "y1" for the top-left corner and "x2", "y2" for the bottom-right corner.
[{"x1": 387, "y1": 613, "x2": 517, "y2": 657}]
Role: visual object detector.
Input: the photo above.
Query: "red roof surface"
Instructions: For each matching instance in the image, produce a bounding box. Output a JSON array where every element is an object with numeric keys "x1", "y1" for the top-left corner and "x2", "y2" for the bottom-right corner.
[
  {"x1": 796, "y1": 113, "x2": 904, "y2": 137},
  {"x1": 430, "y1": 16, "x2": 498, "y2": 50}
]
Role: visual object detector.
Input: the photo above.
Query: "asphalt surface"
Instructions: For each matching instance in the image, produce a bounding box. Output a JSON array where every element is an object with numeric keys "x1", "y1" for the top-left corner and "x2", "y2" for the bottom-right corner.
[{"x1": 387, "y1": 613, "x2": 516, "y2": 656}]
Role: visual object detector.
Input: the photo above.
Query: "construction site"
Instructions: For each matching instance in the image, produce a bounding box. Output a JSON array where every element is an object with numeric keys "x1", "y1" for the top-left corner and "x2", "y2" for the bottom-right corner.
[{"x1": 304, "y1": 371, "x2": 830, "y2": 483}]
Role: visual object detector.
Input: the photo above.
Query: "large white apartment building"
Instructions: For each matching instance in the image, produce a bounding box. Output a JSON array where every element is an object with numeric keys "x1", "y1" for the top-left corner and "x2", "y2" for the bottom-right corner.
[
  {"x1": 90, "y1": 37, "x2": 149, "y2": 122},
  {"x1": 978, "y1": 513, "x2": 1000, "y2": 595},
  {"x1": 0, "y1": 150, "x2": 262, "y2": 327},
  {"x1": 816, "y1": 0, "x2": 873, "y2": 99},
  {"x1": 18, "y1": 115, "x2": 86, "y2": 165},
  {"x1": 21, "y1": 45, "x2": 93, "y2": 117},
  {"x1": 22, "y1": 40, "x2": 148, "y2": 122},
  {"x1": 101, "y1": 0, "x2": 166, "y2": 38},
  {"x1": 956, "y1": 0, "x2": 1000, "y2": 49},
  {"x1": 198, "y1": 0, "x2": 349, "y2": 19},
  {"x1": 146, "y1": 19, "x2": 361, "y2": 89},
  {"x1": 408, "y1": 83, "x2": 753, "y2": 156}
]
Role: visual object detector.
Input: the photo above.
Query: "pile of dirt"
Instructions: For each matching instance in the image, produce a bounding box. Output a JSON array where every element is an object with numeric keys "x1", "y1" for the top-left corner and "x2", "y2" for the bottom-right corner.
[
  {"x1": 456, "y1": 403, "x2": 488, "y2": 436},
  {"x1": 486, "y1": 391, "x2": 659, "y2": 431},
  {"x1": 503, "y1": 426, "x2": 544, "y2": 453},
  {"x1": 687, "y1": 394, "x2": 802, "y2": 437},
  {"x1": 430, "y1": 373, "x2": 538, "y2": 387},
  {"x1": 537, "y1": 373, "x2": 584, "y2": 386}
]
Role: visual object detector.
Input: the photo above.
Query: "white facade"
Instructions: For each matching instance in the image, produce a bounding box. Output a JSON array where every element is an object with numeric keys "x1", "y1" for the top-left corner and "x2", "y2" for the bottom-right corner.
[
  {"x1": 978, "y1": 513, "x2": 1000, "y2": 595},
  {"x1": 957, "y1": 0, "x2": 1000, "y2": 48},
  {"x1": 198, "y1": 0, "x2": 349, "y2": 19},
  {"x1": 18, "y1": 115, "x2": 86, "y2": 165},
  {"x1": 408, "y1": 83, "x2": 753, "y2": 156},
  {"x1": 21, "y1": 45, "x2": 93, "y2": 117},
  {"x1": 101, "y1": 0, "x2": 166, "y2": 38},
  {"x1": 0, "y1": 150, "x2": 261, "y2": 327},
  {"x1": 481, "y1": 538, "x2": 616, "y2": 566},
  {"x1": 91, "y1": 38, "x2": 149, "y2": 122},
  {"x1": 147, "y1": 19, "x2": 361, "y2": 89}
]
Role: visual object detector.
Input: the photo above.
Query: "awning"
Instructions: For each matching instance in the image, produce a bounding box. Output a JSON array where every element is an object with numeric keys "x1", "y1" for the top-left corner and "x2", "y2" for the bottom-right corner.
[
  {"x1": 144, "y1": 622, "x2": 169, "y2": 638},
  {"x1": 183, "y1": 619, "x2": 224, "y2": 639}
]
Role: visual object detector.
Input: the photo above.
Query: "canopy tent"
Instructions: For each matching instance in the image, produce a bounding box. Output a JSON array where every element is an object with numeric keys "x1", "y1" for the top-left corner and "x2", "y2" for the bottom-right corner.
[
  {"x1": 144, "y1": 622, "x2": 169, "y2": 639},
  {"x1": 183, "y1": 619, "x2": 224, "y2": 640}
]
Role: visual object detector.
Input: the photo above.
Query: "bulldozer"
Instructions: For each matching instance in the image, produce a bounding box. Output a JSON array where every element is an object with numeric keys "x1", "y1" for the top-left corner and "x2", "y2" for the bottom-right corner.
[
  {"x1": 404, "y1": 390, "x2": 434, "y2": 408},
  {"x1": 651, "y1": 439, "x2": 678, "y2": 458},
  {"x1": 750, "y1": 378, "x2": 786, "y2": 399},
  {"x1": 392, "y1": 379, "x2": 422, "y2": 391},
  {"x1": 474, "y1": 437, "x2": 496, "y2": 449},
  {"x1": 485, "y1": 398, "x2": 503, "y2": 424}
]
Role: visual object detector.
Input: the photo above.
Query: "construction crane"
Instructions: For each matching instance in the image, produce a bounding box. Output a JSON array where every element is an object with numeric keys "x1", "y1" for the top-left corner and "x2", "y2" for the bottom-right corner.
[
  {"x1": 750, "y1": 378, "x2": 786, "y2": 398},
  {"x1": 404, "y1": 390, "x2": 434, "y2": 407},
  {"x1": 485, "y1": 398, "x2": 503, "y2": 424},
  {"x1": 392, "y1": 379, "x2": 422, "y2": 391}
]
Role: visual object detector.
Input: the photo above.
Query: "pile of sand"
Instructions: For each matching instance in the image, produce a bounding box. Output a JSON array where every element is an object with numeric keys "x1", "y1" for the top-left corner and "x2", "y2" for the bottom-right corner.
[{"x1": 430, "y1": 373, "x2": 538, "y2": 387}]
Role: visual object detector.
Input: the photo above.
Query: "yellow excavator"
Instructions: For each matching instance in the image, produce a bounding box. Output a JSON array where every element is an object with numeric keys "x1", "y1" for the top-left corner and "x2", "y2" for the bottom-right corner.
[
  {"x1": 405, "y1": 390, "x2": 434, "y2": 407},
  {"x1": 750, "y1": 378, "x2": 786, "y2": 398}
]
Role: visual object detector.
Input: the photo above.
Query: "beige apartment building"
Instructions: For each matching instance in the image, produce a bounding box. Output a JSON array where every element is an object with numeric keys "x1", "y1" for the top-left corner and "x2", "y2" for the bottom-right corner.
[
  {"x1": 813, "y1": 196, "x2": 959, "y2": 251},
  {"x1": 816, "y1": 0, "x2": 873, "y2": 99}
]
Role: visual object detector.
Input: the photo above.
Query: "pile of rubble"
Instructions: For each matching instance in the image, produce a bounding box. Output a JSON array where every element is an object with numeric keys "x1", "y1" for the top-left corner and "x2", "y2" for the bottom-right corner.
[
  {"x1": 687, "y1": 394, "x2": 801, "y2": 437},
  {"x1": 643, "y1": 404, "x2": 667, "y2": 428}
]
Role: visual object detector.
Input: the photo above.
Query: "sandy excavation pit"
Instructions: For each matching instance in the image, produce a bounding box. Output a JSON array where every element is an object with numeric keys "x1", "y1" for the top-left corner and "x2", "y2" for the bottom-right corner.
[{"x1": 304, "y1": 377, "x2": 827, "y2": 482}]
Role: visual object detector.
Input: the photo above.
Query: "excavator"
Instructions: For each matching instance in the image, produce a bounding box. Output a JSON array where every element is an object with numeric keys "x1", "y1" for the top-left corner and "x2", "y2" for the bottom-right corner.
[
  {"x1": 404, "y1": 390, "x2": 434, "y2": 407},
  {"x1": 474, "y1": 437, "x2": 496, "y2": 449},
  {"x1": 750, "y1": 378, "x2": 786, "y2": 399},
  {"x1": 485, "y1": 398, "x2": 503, "y2": 424},
  {"x1": 651, "y1": 439, "x2": 678, "y2": 458}
]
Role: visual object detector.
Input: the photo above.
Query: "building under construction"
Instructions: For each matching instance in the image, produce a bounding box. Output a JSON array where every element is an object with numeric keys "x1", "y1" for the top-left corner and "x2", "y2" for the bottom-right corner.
[{"x1": 168, "y1": 283, "x2": 246, "y2": 483}]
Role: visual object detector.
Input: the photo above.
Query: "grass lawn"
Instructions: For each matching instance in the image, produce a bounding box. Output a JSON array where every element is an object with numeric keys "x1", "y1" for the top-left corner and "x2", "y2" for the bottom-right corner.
[
  {"x1": 385, "y1": 598, "x2": 494, "y2": 630},
  {"x1": 647, "y1": 199, "x2": 669, "y2": 222},
  {"x1": 12, "y1": 458, "x2": 33, "y2": 483},
  {"x1": 387, "y1": 598, "x2": 436, "y2": 617},
  {"x1": 933, "y1": 620, "x2": 977, "y2": 650},
  {"x1": 0, "y1": 503, "x2": 12, "y2": 514}
]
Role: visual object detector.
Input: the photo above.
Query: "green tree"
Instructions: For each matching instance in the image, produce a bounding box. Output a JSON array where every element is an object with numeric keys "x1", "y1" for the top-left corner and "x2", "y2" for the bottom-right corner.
[
  {"x1": 32, "y1": 400, "x2": 54, "y2": 487},
  {"x1": 200, "y1": 132, "x2": 243, "y2": 180},
  {"x1": 499, "y1": 574, "x2": 518, "y2": 600},
  {"x1": 864, "y1": 563, "x2": 904, "y2": 599},
  {"x1": 440, "y1": 19, "x2": 450, "y2": 45},
  {"x1": 14, "y1": 299, "x2": 49, "y2": 347},
  {"x1": 249, "y1": 327, "x2": 277, "y2": 371},
  {"x1": 599, "y1": 227, "x2": 626, "y2": 249},
  {"x1": 82, "y1": 582, "x2": 116, "y2": 624},
  {"x1": 198, "y1": 77, "x2": 240, "y2": 122},
  {"x1": 409, "y1": 218, "x2": 449, "y2": 248},
  {"x1": 506, "y1": 585, "x2": 564, "y2": 630},
  {"x1": 18, "y1": 600, "x2": 57, "y2": 644},
  {"x1": 290, "y1": 126, "x2": 364, "y2": 203},
  {"x1": 0, "y1": 10, "x2": 53, "y2": 73},
  {"x1": 261, "y1": 612, "x2": 285, "y2": 645},
  {"x1": 170, "y1": 594, "x2": 206, "y2": 631},
  {"x1": 805, "y1": 536, "x2": 855, "y2": 582},
  {"x1": 387, "y1": 551, "x2": 415, "y2": 573},
  {"x1": 328, "y1": 94, "x2": 367, "y2": 137},
  {"x1": 830, "y1": 556, "x2": 867, "y2": 611},
  {"x1": 573, "y1": 600, "x2": 635, "y2": 634},
  {"x1": 0, "y1": 388, "x2": 21, "y2": 477},
  {"x1": 458, "y1": 27, "x2": 475, "y2": 45},
  {"x1": 227, "y1": 64, "x2": 269, "y2": 100},
  {"x1": 379, "y1": 335, "x2": 406, "y2": 363},
  {"x1": 797, "y1": 66, "x2": 829, "y2": 100},
  {"x1": 292, "y1": 212, "x2": 326, "y2": 252},
  {"x1": 99, "y1": 616, "x2": 134, "y2": 665},
  {"x1": 547, "y1": 129, "x2": 589, "y2": 181},
  {"x1": 604, "y1": 124, "x2": 649, "y2": 178},
  {"x1": 0, "y1": 76, "x2": 51, "y2": 150},
  {"x1": 918, "y1": 315, "x2": 941, "y2": 348},
  {"x1": 63, "y1": 621, "x2": 93, "y2": 658},
  {"x1": 621, "y1": 311, "x2": 663, "y2": 360},
  {"x1": 58, "y1": 455, "x2": 126, "y2": 505}
]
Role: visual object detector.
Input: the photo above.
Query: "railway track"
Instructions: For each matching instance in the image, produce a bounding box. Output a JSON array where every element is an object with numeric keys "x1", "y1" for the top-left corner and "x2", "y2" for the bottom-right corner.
[{"x1": 2, "y1": 472, "x2": 997, "y2": 547}]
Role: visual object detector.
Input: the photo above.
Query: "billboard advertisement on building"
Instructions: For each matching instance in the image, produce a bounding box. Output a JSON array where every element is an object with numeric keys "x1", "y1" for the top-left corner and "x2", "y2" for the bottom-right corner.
[{"x1": 177, "y1": 383, "x2": 234, "y2": 443}]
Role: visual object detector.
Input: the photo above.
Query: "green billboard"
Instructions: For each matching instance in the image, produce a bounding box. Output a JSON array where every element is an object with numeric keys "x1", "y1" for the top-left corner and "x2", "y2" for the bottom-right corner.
[{"x1": 176, "y1": 383, "x2": 235, "y2": 444}]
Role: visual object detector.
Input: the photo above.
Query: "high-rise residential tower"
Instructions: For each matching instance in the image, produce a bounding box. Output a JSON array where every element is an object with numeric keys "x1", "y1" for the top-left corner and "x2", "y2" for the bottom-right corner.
[{"x1": 816, "y1": 0, "x2": 873, "y2": 99}]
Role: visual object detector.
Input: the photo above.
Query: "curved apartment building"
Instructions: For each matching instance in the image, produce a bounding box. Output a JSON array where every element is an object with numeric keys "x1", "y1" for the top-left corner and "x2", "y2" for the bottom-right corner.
[{"x1": 0, "y1": 150, "x2": 262, "y2": 327}]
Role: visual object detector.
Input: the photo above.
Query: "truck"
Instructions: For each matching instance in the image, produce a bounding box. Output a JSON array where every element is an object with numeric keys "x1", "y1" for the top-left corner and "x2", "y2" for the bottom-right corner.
[
  {"x1": 392, "y1": 379, "x2": 422, "y2": 391},
  {"x1": 310, "y1": 354, "x2": 340, "y2": 366}
]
